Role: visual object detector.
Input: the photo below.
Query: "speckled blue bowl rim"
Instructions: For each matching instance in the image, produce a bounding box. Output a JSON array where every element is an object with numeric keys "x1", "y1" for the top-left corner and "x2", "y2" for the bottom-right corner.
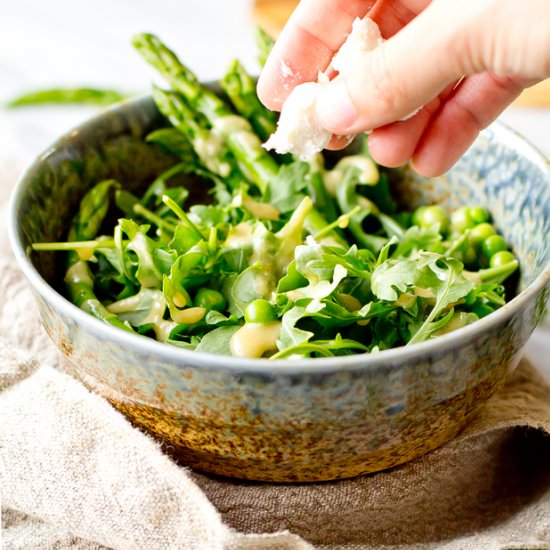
[{"x1": 8, "y1": 96, "x2": 550, "y2": 374}]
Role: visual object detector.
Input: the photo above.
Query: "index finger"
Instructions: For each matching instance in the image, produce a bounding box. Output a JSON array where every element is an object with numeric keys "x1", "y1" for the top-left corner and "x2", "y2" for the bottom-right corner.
[
  {"x1": 257, "y1": 0, "x2": 430, "y2": 111},
  {"x1": 257, "y1": 0, "x2": 374, "y2": 111}
]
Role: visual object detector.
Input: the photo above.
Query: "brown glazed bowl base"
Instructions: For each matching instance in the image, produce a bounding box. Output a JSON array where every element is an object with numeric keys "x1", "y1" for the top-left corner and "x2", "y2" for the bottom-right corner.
[{"x1": 67, "y1": 358, "x2": 508, "y2": 482}]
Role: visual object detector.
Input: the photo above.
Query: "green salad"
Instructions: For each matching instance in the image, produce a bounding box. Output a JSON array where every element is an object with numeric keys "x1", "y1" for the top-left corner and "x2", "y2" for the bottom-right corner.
[{"x1": 33, "y1": 33, "x2": 519, "y2": 359}]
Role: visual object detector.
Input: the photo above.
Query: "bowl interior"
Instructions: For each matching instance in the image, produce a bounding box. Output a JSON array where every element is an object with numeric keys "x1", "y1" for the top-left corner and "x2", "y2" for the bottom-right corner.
[{"x1": 13, "y1": 96, "x2": 550, "y2": 298}]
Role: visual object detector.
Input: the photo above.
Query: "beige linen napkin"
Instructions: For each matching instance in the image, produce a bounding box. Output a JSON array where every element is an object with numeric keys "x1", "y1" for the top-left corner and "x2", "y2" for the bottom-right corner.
[{"x1": 1, "y1": 160, "x2": 550, "y2": 550}]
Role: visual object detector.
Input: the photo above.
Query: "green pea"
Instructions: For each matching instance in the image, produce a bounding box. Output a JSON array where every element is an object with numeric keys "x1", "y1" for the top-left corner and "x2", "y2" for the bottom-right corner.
[
  {"x1": 451, "y1": 207, "x2": 476, "y2": 233},
  {"x1": 468, "y1": 206, "x2": 490, "y2": 224},
  {"x1": 481, "y1": 234, "x2": 507, "y2": 259},
  {"x1": 469, "y1": 223, "x2": 495, "y2": 247},
  {"x1": 411, "y1": 206, "x2": 427, "y2": 227},
  {"x1": 416, "y1": 205, "x2": 450, "y2": 233},
  {"x1": 490, "y1": 250, "x2": 516, "y2": 268},
  {"x1": 195, "y1": 288, "x2": 226, "y2": 312},
  {"x1": 244, "y1": 299, "x2": 276, "y2": 323}
]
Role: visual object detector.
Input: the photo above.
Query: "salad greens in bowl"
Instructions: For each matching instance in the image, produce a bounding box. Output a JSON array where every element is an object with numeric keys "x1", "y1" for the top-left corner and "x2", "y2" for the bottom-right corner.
[{"x1": 10, "y1": 34, "x2": 550, "y2": 482}]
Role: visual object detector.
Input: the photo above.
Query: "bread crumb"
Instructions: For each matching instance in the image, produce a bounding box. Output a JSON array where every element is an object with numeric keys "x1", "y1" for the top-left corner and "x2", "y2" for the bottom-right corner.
[
  {"x1": 263, "y1": 17, "x2": 383, "y2": 159},
  {"x1": 263, "y1": 82, "x2": 330, "y2": 160}
]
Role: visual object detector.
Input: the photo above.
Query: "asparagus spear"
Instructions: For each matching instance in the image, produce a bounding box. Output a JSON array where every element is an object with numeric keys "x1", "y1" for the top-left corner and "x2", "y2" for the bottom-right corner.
[
  {"x1": 132, "y1": 33, "x2": 279, "y2": 195},
  {"x1": 220, "y1": 59, "x2": 277, "y2": 141},
  {"x1": 306, "y1": 155, "x2": 339, "y2": 222},
  {"x1": 255, "y1": 27, "x2": 275, "y2": 68},
  {"x1": 152, "y1": 86, "x2": 240, "y2": 186},
  {"x1": 67, "y1": 179, "x2": 118, "y2": 244},
  {"x1": 6, "y1": 88, "x2": 129, "y2": 108},
  {"x1": 64, "y1": 180, "x2": 135, "y2": 333},
  {"x1": 133, "y1": 34, "x2": 346, "y2": 243},
  {"x1": 145, "y1": 127, "x2": 197, "y2": 161},
  {"x1": 335, "y1": 168, "x2": 390, "y2": 252}
]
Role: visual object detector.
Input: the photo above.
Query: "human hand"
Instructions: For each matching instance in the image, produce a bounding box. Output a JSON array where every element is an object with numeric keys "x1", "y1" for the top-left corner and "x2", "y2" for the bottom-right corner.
[{"x1": 257, "y1": 0, "x2": 550, "y2": 176}]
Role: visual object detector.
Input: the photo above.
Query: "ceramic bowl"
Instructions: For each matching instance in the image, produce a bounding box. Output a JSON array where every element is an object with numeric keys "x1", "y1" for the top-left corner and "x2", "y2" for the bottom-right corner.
[{"x1": 10, "y1": 95, "x2": 550, "y2": 482}]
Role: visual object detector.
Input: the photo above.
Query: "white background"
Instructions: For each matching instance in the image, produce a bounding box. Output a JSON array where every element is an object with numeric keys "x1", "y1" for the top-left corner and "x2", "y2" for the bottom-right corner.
[{"x1": 0, "y1": 0, "x2": 548, "y2": 377}]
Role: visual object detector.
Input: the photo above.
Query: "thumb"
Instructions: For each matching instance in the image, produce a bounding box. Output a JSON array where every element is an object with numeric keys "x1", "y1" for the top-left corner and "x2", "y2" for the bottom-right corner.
[{"x1": 314, "y1": 0, "x2": 477, "y2": 135}]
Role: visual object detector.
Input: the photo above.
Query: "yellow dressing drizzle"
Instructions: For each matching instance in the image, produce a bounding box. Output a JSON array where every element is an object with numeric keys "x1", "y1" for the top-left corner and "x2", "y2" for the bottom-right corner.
[{"x1": 230, "y1": 321, "x2": 282, "y2": 358}]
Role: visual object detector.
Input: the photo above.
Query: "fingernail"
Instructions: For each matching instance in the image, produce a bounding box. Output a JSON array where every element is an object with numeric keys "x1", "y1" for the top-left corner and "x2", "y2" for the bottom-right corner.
[{"x1": 316, "y1": 80, "x2": 359, "y2": 134}]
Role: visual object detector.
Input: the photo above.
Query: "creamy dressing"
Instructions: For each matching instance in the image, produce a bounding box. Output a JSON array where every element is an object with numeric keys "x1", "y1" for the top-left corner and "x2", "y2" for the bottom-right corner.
[
  {"x1": 396, "y1": 292, "x2": 416, "y2": 308},
  {"x1": 194, "y1": 134, "x2": 223, "y2": 160},
  {"x1": 106, "y1": 290, "x2": 165, "y2": 325},
  {"x1": 275, "y1": 196, "x2": 313, "y2": 272},
  {"x1": 252, "y1": 268, "x2": 272, "y2": 298},
  {"x1": 338, "y1": 293, "x2": 362, "y2": 311},
  {"x1": 194, "y1": 133, "x2": 230, "y2": 176},
  {"x1": 250, "y1": 222, "x2": 277, "y2": 266},
  {"x1": 224, "y1": 222, "x2": 254, "y2": 248},
  {"x1": 214, "y1": 117, "x2": 262, "y2": 179},
  {"x1": 230, "y1": 321, "x2": 282, "y2": 358},
  {"x1": 290, "y1": 263, "x2": 347, "y2": 300},
  {"x1": 213, "y1": 115, "x2": 251, "y2": 135},
  {"x1": 435, "y1": 312, "x2": 476, "y2": 336},
  {"x1": 414, "y1": 287, "x2": 436, "y2": 299},
  {"x1": 324, "y1": 156, "x2": 379, "y2": 195},
  {"x1": 242, "y1": 197, "x2": 280, "y2": 221},
  {"x1": 172, "y1": 306, "x2": 206, "y2": 325},
  {"x1": 172, "y1": 291, "x2": 188, "y2": 308},
  {"x1": 154, "y1": 320, "x2": 178, "y2": 343},
  {"x1": 106, "y1": 289, "x2": 177, "y2": 342},
  {"x1": 76, "y1": 246, "x2": 95, "y2": 261},
  {"x1": 128, "y1": 232, "x2": 160, "y2": 288},
  {"x1": 224, "y1": 222, "x2": 277, "y2": 299}
]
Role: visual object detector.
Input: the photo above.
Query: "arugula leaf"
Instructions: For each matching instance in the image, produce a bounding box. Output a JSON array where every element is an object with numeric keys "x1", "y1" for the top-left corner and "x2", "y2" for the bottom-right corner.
[
  {"x1": 195, "y1": 325, "x2": 241, "y2": 355},
  {"x1": 432, "y1": 311, "x2": 479, "y2": 336},
  {"x1": 371, "y1": 253, "x2": 441, "y2": 302},
  {"x1": 313, "y1": 299, "x2": 395, "y2": 329},
  {"x1": 275, "y1": 196, "x2": 313, "y2": 271},
  {"x1": 162, "y1": 241, "x2": 216, "y2": 320},
  {"x1": 169, "y1": 223, "x2": 204, "y2": 253},
  {"x1": 93, "y1": 249, "x2": 138, "y2": 301},
  {"x1": 113, "y1": 219, "x2": 161, "y2": 287},
  {"x1": 277, "y1": 299, "x2": 325, "y2": 350},
  {"x1": 392, "y1": 225, "x2": 442, "y2": 258},
  {"x1": 289, "y1": 263, "x2": 348, "y2": 301},
  {"x1": 277, "y1": 260, "x2": 308, "y2": 293},
  {"x1": 371, "y1": 315, "x2": 403, "y2": 350},
  {"x1": 225, "y1": 263, "x2": 274, "y2": 317},
  {"x1": 266, "y1": 162, "x2": 309, "y2": 213},
  {"x1": 408, "y1": 256, "x2": 475, "y2": 344},
  {"x1": 463, "y1": 282, "x2": 505, "y2": 318},
  {"x1": 294, "y1": 240, "x2": 373, "y2": 287},
  {"x1": 272, "y1": 333, "x2": 369, "y2": 359},
  {"x1": 360, "y1": 172, "x2": 397, "y2": 214},
  {"x1": 219, "y1": 246, "x2": 251, "y2": 273},
  {"x1": 107, "y1": 288, "x2": 166, "y2": 326}
]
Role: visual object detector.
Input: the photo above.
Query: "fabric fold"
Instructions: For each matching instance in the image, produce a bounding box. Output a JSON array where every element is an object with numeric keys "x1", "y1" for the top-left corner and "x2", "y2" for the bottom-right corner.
[{"x1": 1, "y1": 159, "x2": 549, "y2": 550}]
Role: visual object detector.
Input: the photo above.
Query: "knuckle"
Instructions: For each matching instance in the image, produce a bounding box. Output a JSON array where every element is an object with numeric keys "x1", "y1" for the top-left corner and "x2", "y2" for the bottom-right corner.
[{"x1": 364, "y1": 48, "x2": 407, "y2": 115}]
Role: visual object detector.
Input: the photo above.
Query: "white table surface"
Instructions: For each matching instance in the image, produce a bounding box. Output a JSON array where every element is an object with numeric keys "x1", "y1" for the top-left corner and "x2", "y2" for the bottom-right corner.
[{"x1": 0, "y1": 0, "x2": 548, "y2": 378}]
